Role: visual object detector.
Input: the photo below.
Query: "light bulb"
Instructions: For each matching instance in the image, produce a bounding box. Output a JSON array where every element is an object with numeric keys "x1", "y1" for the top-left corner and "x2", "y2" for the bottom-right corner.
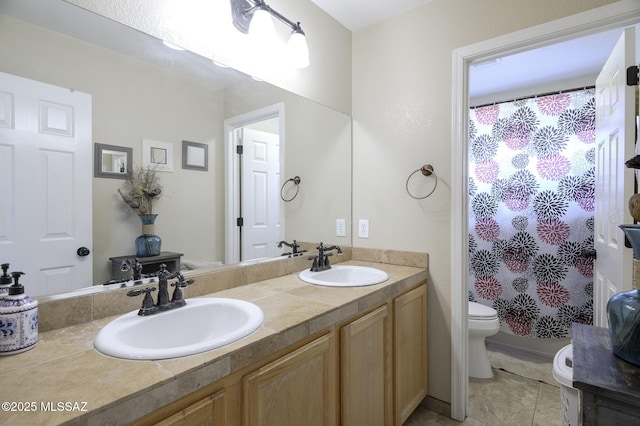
[
  {"x1": 287, "y1": 30, "x2": 309, "y2": 69},
  {"x1": 249, "y1": 7, "x2": 275, "y2": 41}
]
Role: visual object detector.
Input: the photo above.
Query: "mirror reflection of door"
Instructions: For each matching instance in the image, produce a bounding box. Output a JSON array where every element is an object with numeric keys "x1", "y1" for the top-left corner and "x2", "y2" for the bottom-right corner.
[
  {"x1": 239, "y1": 119, "x2": 282, "y2": 261},
  {"x1": 0, "y1": 71, "x2": 92, "y2": 297}
]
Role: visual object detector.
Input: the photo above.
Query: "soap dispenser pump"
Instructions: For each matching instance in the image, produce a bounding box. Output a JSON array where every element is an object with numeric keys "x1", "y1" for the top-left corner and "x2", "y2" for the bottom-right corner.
[
  {"x1": 0, "y1": 272, "x2": 39, "y2": 355},
  {"x1": 0, "y1": 263, "x2": 12, "y2": 297}
]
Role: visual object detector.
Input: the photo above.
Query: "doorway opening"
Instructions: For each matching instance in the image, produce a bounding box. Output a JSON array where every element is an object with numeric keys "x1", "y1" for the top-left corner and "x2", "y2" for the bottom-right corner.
[
  {"x1": 224, "y1": 103, "x2": 285, "y2": 264},
  {"x1": 451, "y1": 3, "x2": 640, "y2": 421}
]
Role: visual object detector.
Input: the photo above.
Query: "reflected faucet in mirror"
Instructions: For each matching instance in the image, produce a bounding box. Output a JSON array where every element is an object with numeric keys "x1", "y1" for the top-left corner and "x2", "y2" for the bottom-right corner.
[
  {"x1": 308, "y1": 242, "x2": 342, "y2": 272},
  {"x1": 277, "y1": 240, "x2": 307, "y2": 257},
  {"x1": 120, "y1": 258, "x2": 143, "y2": 281}
]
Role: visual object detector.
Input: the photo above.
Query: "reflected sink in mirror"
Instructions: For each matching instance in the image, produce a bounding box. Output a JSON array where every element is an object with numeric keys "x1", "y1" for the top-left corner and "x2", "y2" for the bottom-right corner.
[
  {"x1": 94, "y1": 298, "x2": 264, "y2": 360},
  {"x1": 298, "y1": 265, "x2": 389, "y2": 287}
]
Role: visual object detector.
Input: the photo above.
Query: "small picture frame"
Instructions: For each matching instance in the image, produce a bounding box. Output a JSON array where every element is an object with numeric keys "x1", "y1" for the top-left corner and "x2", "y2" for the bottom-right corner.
[
  {"x1": 182, "y1": 140, "x2": 208, "y2": 171},
  {"x1": 94, "y1": 143, "x2": 132, "y2": 179},
  {"x1": 142, "y1": 139, "x2": 173, "y2": 172}
]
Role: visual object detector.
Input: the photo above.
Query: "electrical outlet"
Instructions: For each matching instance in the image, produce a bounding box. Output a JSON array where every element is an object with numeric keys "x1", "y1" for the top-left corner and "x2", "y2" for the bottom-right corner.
[
  {"x1": 358, "y1": 219, "x2": 369, "y2": 238},
  {"x1": 336, "y1": 219, "x2": 346, "y2": 237}
]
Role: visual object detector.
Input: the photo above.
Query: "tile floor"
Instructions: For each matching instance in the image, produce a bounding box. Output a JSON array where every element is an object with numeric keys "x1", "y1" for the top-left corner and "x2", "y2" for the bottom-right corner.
[{"x1": 404, "y1": 343, "x2": 565, "y2": 425}]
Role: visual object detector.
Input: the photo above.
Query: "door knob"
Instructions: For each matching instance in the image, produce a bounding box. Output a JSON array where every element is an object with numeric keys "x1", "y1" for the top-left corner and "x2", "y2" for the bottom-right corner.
[{"x1": 77, "y1": 247, "x2": 91, "y2": 257}]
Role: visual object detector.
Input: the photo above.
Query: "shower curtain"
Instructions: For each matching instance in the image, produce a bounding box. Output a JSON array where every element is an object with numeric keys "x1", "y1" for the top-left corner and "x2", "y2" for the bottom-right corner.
[{"x1": 468, "y1": 89, "x2": 595, "y2": 339}]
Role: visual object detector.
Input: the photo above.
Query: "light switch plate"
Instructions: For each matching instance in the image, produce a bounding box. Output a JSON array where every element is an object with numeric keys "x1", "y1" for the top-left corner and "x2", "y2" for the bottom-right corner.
[
  {"x1": 358, "y1": 219, "x2": 369, "y2": 238},
  {"x1": 336, "y1": 218, "x2": 346, "y2": 237}
]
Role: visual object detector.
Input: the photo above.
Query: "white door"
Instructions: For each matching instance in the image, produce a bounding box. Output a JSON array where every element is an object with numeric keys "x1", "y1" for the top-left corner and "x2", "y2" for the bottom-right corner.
[
  {"x1": 240, "y1": 128, "x2": 282, "y2": 261},
  {"x1": 0, "y1": 72, "x2": 92, "y2": 297},
  {"x1": 593, "y1": 28, "x2": 637, "y2": 327}
]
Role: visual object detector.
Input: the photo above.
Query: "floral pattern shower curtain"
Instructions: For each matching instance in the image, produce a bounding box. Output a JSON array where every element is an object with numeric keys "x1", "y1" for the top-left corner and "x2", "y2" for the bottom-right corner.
[{"x1": 468, "y1": 89, "x2": 595, "y2": 339}]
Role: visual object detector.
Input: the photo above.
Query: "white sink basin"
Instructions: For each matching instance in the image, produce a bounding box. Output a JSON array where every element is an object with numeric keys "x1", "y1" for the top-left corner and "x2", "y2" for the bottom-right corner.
[
  {"x1": 298, "y1": 265, "x2": 389, "y2": 287},
  {"x1": 94, "y1": 298, "x2": 264, "y2": 360}
]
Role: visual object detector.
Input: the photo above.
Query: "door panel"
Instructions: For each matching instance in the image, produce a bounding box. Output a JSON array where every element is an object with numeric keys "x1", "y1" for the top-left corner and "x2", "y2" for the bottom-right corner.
[
  {"x1": 241, "y1": 128, "x2": 281, "y2": 261},
  {"x1": 594, "y1": 28, "x2": 636, "y2": 327},
  {"x1": 0, "y1": 72, "x2": 92, "y2": 296}
]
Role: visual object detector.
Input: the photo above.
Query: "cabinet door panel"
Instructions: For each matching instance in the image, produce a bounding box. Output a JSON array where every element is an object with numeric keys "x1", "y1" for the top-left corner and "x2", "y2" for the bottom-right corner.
[
  {"x1": 243, "y1": 333, "x2": 336, "y2": 426},
  {"x1": 394, "y1": 284, "x2": 428, "y2": 425},
  {"x1": 341, "y1": 304, "x2": 392, "y2": 426},
  {"x1": 156, "y1": 390, "x2": 226, "y2": 426}
]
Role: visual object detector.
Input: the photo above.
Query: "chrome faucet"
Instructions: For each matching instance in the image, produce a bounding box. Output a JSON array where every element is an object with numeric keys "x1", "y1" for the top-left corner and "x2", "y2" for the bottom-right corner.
[
  {"x1": 308, "y1": 242, "x2": 342, "y2": 272},
  {"x1": 127, "y1": 264, "x2": 194, "y2": 316},
  {"x1": 277, "y1": 239, "x2": 307, "y2": 257}
]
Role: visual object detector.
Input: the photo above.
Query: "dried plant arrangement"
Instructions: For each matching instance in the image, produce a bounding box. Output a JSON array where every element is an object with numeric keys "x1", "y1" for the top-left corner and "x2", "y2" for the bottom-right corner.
[{"x1": 117, "y1": 165, "x2": 162, "y2": 214}]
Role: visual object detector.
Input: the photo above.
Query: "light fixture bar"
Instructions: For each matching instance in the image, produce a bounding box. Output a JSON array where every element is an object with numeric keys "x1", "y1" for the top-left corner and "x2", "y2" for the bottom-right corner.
[
  {"x1": 230, "y1": 0, "x2": 304, "y2": 35},
  {"x1": 230, "y1": 0, "x2": 309, "y2": 68}
]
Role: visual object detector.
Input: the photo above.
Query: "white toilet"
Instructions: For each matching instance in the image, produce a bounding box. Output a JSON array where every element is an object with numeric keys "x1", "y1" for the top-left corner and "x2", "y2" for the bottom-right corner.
[{"x1": 468, "y1": 301, "x2": 500, "y2": 379}]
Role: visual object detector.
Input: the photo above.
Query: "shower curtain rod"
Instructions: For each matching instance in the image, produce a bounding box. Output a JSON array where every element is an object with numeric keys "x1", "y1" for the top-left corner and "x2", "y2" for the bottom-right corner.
[{"x1": 471, "y1": 85, "x2": 595, "y2": 109}]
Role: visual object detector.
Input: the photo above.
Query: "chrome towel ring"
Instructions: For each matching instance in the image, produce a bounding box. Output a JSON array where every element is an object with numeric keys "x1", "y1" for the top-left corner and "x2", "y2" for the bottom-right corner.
[
  {"x1": 406, "y1": 164, "x2": 438, "y2": 199},
  {"x1": 281, "y1": 176, "x2": 301, "y2": 202}
]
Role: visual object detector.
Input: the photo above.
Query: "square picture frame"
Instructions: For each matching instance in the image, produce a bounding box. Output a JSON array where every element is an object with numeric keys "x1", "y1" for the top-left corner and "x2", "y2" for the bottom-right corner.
[
  {"x1": 94, "y1": 143, "x2": 132, "y2": 179},
  {"x1": 182, "y1": 140, "x2": 208, "y2": 171},
  {"x1": 142, "y1": 139, "x2": 173, "y2": 172}
]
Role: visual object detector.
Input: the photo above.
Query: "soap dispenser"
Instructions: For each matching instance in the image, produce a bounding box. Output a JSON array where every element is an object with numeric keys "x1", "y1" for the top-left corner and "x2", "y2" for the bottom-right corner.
[
  {"x1": 0, "y1": 272, "x2": 38, "y2": 355},
  {"x1": 0, "y1": 263, "x2": 12, "y2": 297}
]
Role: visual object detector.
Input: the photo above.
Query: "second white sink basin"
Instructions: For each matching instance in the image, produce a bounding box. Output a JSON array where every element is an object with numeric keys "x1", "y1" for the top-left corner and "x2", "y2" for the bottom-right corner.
[
  {"x1": 94, "y1": 298, "x2": 264, "y2": 360},
  {"x1": 298, "y1": 265, "x2": 389, "y2": 287}
]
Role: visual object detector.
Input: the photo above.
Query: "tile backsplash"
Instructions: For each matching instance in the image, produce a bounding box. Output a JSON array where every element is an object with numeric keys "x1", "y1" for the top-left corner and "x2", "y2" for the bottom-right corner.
[{"x1": 37, "y1": 246, "x2": 428, "y2": 332}]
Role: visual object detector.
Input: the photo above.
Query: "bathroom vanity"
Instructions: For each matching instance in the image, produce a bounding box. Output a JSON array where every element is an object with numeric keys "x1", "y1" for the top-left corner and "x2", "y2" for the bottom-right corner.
[
  {"x1": 0, "y1": 256, "x2": 428, "y2": 425},
  {"x1": 134, "y1": 282, "x2": 427, "y2": 426},
  {"x1": 572, "y1": 323, "x2": 640, "y2": 425}
]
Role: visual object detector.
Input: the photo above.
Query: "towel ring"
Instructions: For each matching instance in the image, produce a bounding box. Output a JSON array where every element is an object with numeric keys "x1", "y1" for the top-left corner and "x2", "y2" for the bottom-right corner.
[
  {"x1": 406, "y1": 164, "x2": 438, "y2": 199},
  {"x1": 281, "y1": 176, "x2": 301, "y2": 202}
]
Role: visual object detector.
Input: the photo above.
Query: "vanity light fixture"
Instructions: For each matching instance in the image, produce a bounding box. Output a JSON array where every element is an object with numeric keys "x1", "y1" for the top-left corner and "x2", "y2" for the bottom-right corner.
[{"x1": 230, "y1": 0, "x2": 310, "y2": 68}]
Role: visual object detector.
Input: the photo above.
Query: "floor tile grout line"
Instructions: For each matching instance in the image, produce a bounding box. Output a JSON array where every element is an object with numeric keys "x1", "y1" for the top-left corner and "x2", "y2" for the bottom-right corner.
[{"x1": 530, "y1": 381, "x2": 541, "y2": 426}]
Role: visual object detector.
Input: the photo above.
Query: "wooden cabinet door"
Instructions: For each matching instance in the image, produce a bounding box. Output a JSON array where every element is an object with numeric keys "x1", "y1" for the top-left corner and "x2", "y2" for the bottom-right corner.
[
  {"x1": 340, "y1": 304, "x2": 392, "y2": 426},
  {"x1": 242, "y1": 333, "x2": 337, "y2": 426},
  {"x1": 155, "y1": 390, "x2": 226, "y2": 426},
  {"x1": 394, "y1": 284, "x2": 428, "y2": 425}
]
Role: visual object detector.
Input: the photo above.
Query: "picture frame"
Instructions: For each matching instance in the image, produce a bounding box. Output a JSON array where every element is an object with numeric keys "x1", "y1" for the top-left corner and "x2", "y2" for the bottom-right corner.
[
  {"x1": 94, "y1": 143, "x2": 132, "y2": 179},
  {"x1": 182, "y1": 140, "x2": 208, "y2": 171},
  {"x1": 142, "y1": 139, "x2": 173, "y2": 172}
]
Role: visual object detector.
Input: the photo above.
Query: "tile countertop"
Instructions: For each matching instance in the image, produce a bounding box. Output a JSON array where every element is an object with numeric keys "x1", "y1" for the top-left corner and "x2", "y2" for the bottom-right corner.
[{"x1": 0, "y1": 260, "x2": 428, "y2": 425}]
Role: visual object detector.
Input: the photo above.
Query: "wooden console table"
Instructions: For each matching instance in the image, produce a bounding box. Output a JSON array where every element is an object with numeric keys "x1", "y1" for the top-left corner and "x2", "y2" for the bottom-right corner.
[
  {"x1": 572, "y1": 323, "x2": 640, "y2": 425},
  {"x1": 109, "y1": 251, "x2": 183, "y2": 280}
]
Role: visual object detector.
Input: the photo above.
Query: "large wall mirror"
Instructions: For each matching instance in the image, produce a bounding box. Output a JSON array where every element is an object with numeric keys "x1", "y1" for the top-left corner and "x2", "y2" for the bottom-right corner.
[{"x1": 0, "y1": 0, "x2": 352, "y2": 296}]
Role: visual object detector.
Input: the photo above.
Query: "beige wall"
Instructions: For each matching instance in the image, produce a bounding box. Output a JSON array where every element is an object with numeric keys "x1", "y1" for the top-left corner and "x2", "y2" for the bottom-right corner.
[
  {"x1": 223, "y1": 84, "x2": 352, "y2": 245},
  {"x1": 352, "y1": 0, "x2": 618, "y2": 404}
]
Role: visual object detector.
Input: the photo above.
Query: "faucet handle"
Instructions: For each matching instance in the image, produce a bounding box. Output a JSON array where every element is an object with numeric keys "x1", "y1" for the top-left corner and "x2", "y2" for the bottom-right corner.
[
  {"x1": 127, "y1": 287, "x2": 157, "y2": 316},
  {"x1": 170, "y1": 275, "x2": 194, "y2": 305}
]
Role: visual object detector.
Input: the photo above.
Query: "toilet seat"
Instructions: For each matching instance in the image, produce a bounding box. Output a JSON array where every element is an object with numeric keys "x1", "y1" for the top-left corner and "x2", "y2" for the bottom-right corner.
[{"x1": 469, "y1": 301, "x2": 498, "y2": 320}]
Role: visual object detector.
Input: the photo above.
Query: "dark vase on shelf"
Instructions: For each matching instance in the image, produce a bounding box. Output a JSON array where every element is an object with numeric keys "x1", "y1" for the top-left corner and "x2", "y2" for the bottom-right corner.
[
  {"x1": 607, "y1": 224, "x2": 640, "y2": 367},
  {"x1": 135, "y1": 214, "x2": 161, "y2": 257}
]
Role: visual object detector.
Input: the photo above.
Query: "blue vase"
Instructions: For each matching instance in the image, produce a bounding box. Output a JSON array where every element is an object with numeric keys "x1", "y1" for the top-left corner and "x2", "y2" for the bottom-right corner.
[
  {"x1": 135, "y1": 214, "x2": 161, "y2": 257},
  {"x1": 607, "y1": 225, "x2": 640, "y2": 366}
]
